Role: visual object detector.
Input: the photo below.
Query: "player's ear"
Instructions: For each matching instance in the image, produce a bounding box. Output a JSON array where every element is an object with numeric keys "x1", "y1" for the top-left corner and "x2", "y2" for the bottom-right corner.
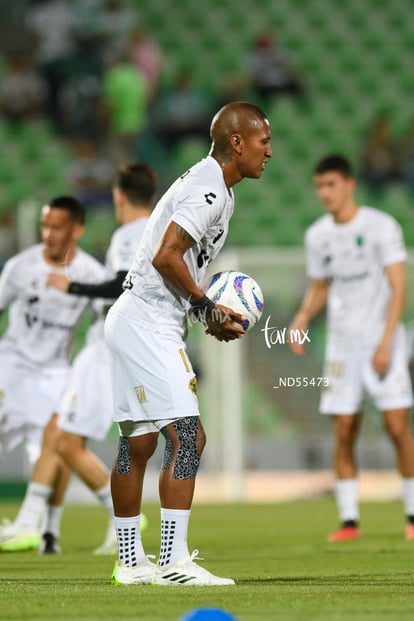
[
  {"x1": 348, "y1": 176, "x2": 357, "y2": 192},
  {"x1": 113, "y1": 186, "x2": 126, "y2": 206},
  {"x1": 230, "y1": 133, "x2": 243, "y2": 154},
  {"x1": 73, "y1": 222, "x2": 85, "y2": 241}
]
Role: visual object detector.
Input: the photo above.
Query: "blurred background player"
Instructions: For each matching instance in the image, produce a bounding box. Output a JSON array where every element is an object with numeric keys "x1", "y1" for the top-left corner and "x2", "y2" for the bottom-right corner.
[
  {"x1": 0, "y1": 164, "x2": 156, "y2": 554},
  {"x1": 245, "y1": 30, "x2": 307, "y2": 104},
  {"x1": 289, "y1": 154, "x2": 414, "y2": 542},
  {"x1": 106, "y1": 102, "x2": 272, "y2": 586},
  {"x1": 0, "y1": 195, "x2": 105, "y2": 471}
]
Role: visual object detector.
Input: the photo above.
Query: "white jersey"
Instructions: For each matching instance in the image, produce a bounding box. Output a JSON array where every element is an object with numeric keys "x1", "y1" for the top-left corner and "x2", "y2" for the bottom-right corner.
[
  {"x1": 0, "y1": 244, "x2": 106, "y2": 366},
  {"x1": 111, "y1": 156, "x2": 234, "y2": 338},
  {"x1": 85, "y1": 217, "x2": 149, "y2": 345},
  {"x1": 106, "y1": 217, "x2": 149, "y2": 275},
  {"x1": 305, "y1": 206, "x2": 407, "y2": 349}
]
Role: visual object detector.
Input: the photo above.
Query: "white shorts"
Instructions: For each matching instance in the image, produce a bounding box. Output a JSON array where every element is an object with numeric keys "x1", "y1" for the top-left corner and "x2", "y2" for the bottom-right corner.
[
  {"x1": 57, "y1": 339, "x2": 114, "y2": 441},
  {"x1": 0, "y1": 422, "x2": 44, "y2": 468},
  {"x1": 104, "y1": 310, "x2": 199, "y2": 424},
  {"x1": 0, "y1": 350, "x2": 69, "y2": 465},
  {"x1": 320, "y1": 325, "x2": 413, "y2": 415},
  {"x1": 117, "y1": 418, "x2": 178, "y2": 437}
]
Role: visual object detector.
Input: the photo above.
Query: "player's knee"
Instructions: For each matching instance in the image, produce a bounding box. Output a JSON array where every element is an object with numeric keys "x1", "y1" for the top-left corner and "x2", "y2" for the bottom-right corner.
[
  {"x1": 335, "y1": 421, "x2": 358, "y2": 445},
  {"x1": 55, "y1": 434, "x2": 69, "y2": 461},
  {"x1": 55, "y1": 433, "x2": 78, "y2": 463},
  {"x1": 161, "y1": 416, "x2": 202, "y2": 479},
  {"x1": 336, "y1": 433, "x2": 355, "y2": 448},
  {"x1": 129, "y1": 433, "x2": 159, "y2": 461},
  {"x1": 42, "y1": 414, "x2": 59, "y2": 450},
  {"x1": 386, "y1": 422, "x2": 408, "y2": 446}
]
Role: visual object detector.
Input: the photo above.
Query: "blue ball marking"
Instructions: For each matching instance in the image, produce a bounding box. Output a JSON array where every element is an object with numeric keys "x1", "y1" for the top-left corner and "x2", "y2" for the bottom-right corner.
[
  {"x1": 252, "y1": 289, "x2": 264, "y2": 312},
  {"x1": 232, "y1": 274, "x2": 252, "y2": 315}
]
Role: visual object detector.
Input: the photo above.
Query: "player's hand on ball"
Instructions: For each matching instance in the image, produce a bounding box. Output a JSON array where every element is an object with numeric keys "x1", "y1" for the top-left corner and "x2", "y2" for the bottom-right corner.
[{"x1": 205, "y1": 303, "x2": 246, "y2": 342}]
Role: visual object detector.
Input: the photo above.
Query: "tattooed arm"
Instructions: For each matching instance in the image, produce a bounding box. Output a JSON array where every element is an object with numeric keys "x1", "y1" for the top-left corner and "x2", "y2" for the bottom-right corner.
[
  {"x1": 152, "y1": 221, "x2": 244, "y2": 341},
  {"x1": 152, "y1": 221, "x2": 202, "y2": 301}
]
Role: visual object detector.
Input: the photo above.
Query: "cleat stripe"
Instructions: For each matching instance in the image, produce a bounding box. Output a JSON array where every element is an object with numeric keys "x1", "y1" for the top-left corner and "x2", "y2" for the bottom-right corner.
[
  {"x1": 177, "y1": 576, "x2": 196, "y2": 584},
  {"x1": 161, "y1": 571, "x2": 197, "y2": 584}
]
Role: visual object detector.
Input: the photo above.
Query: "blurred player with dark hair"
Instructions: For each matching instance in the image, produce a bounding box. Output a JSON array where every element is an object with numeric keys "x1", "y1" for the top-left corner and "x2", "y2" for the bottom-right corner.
[
  {"x1": 289, "y1": 154, "x2": 414, "y2": 541},
  {"x1": 0, "y1": 164, "x2": 156, "y2": 554},
  {"x1": 0, "y1": 196, "x2": 105, "y2": 468}
]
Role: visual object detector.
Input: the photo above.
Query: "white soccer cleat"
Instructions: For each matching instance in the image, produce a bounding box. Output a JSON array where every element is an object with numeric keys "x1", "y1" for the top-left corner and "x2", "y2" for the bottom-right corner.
[
  {"x1": 0, "y1": 518, "x2": 14, "y2": 540},
  {"x1": 93, "y1": 523, "x2": 118, "y2": 556},
  {"x1": 152, "y1": 550, "x2": 235, "y2": 586},
  {"x1": 0, "y1": 522, "x2": 41, "y2": 552},
  {"x1": 111, "y1": 557, "x2": 157, "y2": 585}
]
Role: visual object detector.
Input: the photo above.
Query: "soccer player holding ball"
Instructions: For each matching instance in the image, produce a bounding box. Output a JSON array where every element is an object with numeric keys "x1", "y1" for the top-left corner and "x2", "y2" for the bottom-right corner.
[{"x1": 106, "y1": 102, "x2": 272, "y2": 585}]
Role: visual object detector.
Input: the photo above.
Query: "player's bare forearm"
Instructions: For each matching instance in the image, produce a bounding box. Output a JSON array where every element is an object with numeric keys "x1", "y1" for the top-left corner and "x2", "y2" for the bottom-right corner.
[
  {"x1": 297, "y1": 279, "x2": 329, "y2": 321},
  {"x1": 380, "y1": 262, "x2": 406, "y2": 348},
  {"x1": 289, "y1": 279, "x2": 328, "y2": 354}
]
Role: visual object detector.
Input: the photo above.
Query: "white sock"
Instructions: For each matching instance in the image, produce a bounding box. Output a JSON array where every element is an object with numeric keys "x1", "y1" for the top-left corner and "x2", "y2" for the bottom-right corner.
[
  {"x1": 44, "y1": 505, "x2": 64, "y2": 537},
  {"x1": 95, "y1": 482, "x2": 113, "y2": 517},
  {"x1": 15, "y1": 482, "x2": 52, "y2": 531},
  {"x1": 114, "y1": 515, "x2": 145, "y2": 567},
  {"x1": 335, "y1": 479, "x2": 359, "y2": 523},
  {"x1": 402, "y1": 478, "x2": 414, "y2": 517},
  {"x1": 159, "y1": 508, "x2": 190, "y2": 568}
]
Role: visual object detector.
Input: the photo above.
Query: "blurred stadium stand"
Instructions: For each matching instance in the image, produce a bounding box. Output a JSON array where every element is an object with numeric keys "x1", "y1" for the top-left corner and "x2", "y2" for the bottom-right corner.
[
  {"x1": 127, "y1": 0, "x2": 414, "y2": 246},
  {"x1": 0, "y1": 0, "x2": 413, "y2": 253}
]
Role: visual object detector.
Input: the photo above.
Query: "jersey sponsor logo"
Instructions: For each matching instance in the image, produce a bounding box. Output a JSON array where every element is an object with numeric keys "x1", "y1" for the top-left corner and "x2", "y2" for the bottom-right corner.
[
  {"x1": 25, "y1": 313, "x2": 38, "y2": 327},
  {"x1": 212, "y1": 229, "x2": 224, "y2": 244},
  {"x1": 41, "y1": 320, "x2": 74, "y2": 331},
  {"x1": 197, "y1": 249, "x2": 210, "y2": 269},
  {"x1": 204, "y1": 192, "x2": 217, "y2": 205},
  {"x1": 333, "y1": 271, "x2": 369, "y2": 282},
  {"x1": 135, "y1": 385, "x2": 148, "y2": 404},
  {"x1": 24, "y1": 295, "x2": 40, "y2": 327},
  {"x1": 188, "y1": 377, "x2": 197, "y2": 395}
]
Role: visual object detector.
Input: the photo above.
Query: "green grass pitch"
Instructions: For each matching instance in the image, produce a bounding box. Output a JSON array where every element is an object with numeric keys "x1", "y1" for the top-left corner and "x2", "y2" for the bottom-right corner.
[{"x1": 0, "y1": 499, "x2": 413, "y2": 621}]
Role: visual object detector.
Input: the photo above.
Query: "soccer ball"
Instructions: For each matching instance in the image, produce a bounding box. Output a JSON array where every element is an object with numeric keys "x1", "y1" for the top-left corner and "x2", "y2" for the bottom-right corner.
[{"x1": 203, "y1": 270, "x2": 264, "y2": 331}]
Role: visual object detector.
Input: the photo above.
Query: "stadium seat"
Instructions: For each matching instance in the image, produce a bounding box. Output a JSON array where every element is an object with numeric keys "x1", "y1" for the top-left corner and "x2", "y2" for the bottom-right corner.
[{"x1": 3, "y1": 0, "x2": 414, "y2": 248}]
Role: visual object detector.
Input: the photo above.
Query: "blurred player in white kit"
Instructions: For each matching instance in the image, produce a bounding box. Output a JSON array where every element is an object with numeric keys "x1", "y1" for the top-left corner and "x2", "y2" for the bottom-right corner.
[
  {"x1": 0, "y1": 164, "x2": 155, "y2": 553},
  {"x1": 290, "y1": 154, "x2": 414, "y2": 542},
  {"x1": 0, "y1": 195, "x2": 105, "y2": 468}
]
